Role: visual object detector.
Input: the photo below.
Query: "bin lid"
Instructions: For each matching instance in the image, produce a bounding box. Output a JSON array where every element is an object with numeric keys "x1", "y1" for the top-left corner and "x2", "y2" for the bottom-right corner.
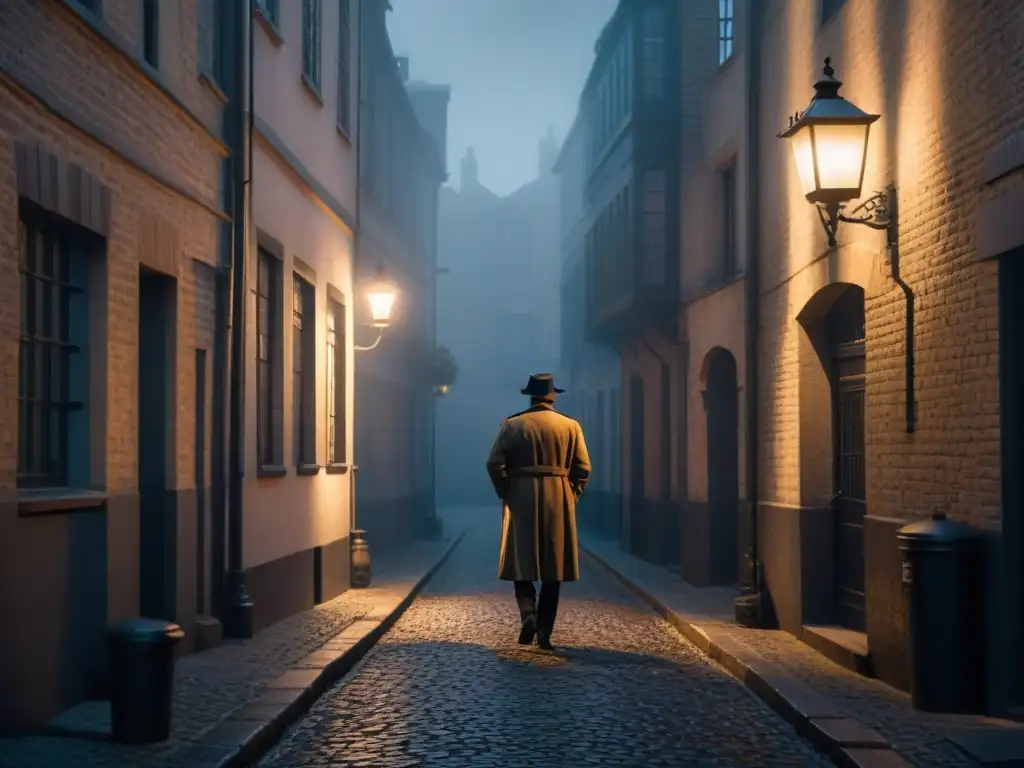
[
  {"x1": 897, "y1": 512, "x2": 980, "y2": 550},
  {"x1": 106, "y1": 618, "x2": 185, "y2": 643}
]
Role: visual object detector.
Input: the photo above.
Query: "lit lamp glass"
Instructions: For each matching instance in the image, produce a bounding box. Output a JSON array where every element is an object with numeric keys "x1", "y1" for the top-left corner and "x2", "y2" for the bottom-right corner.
[
  {"x1": 365, "y1": 267, "x2": 399, "y2": 329},
  {"x1": 779, "y1": 58, "x2": 879, "y2": 206}
]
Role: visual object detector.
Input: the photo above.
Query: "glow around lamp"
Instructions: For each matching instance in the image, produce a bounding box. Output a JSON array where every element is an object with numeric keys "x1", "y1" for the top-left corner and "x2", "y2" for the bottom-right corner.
[
  {"x1": 778, "y1": 57, "x2": 879, "y2": 205},
  {"x1": 778, "y1": 58, "x2": 894, "y2": 247},
  {"x1": 365, "y1": 266, "x2": 399, "y2": 329}
]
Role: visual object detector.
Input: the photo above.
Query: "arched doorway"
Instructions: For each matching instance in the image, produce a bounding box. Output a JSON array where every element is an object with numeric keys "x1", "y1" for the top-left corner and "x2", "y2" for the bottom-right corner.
[
  {"x1": 629, "y1": 374, "x2": 646, "y2": 556},
  {"x1": 827, "y1": 285, "x2": 867, "y2": 631},
  {"x1": 704, "y1": 348, "x2": 739, "y2": 585}
]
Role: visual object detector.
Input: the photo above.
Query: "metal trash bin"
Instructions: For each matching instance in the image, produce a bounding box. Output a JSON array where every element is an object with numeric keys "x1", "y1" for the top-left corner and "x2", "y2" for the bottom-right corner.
[
  {"x1": 106, "y1": 618, "x2": 185, "y2": 743},
  {"x1": 897, "y1": 513, "x2": 984, "y2": 713}
]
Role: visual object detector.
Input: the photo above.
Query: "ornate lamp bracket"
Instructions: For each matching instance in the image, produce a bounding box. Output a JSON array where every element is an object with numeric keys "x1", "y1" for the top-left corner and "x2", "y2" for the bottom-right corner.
[
  {"x1": 816, "y1": 182, "x2": 897, "y2": 248},
  {"x1": 354, "y1": 327, "x2": 384, "y2": 352}
]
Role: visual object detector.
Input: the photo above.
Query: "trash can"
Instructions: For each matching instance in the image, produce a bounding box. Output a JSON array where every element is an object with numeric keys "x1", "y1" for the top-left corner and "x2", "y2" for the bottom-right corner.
[
  {"x1": 897, "y1": 513, "x2": 984, "y2": 714},
  {"x1": 106, "y1": 618, "x2": 185, "y2": 743}
]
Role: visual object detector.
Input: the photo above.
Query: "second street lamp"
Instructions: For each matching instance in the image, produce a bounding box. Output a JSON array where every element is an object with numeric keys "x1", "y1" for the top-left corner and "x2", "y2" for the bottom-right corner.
[
  {"x1": 355, "y1": 265, "x2": 400, "y2": 352},
  {"x1": 778, "y1": 57, "x2": 893, "y2": 248}
]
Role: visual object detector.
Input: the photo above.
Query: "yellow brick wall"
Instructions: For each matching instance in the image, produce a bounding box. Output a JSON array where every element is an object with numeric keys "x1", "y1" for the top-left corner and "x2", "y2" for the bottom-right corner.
[
  {"x1": 757, "y1": 0, "x2": 1023, "y2": 527},
  {"x1": 0, "y1": 0, "x2": 226, "y2": 496}
]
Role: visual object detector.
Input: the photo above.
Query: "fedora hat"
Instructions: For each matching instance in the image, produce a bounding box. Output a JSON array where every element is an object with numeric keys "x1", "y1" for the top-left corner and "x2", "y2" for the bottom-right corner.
[{"x1": 521, "y1": 373, "x2": 564, "y2": 397}]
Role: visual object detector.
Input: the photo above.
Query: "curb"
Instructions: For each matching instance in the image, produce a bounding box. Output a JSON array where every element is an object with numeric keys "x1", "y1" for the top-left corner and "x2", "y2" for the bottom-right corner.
[
  {"x1": 583, "y1": 546, "x2": 912, "y2": 768},
  {"x1": 195, "y1": 528, "x2": 467, "y2": 768}
]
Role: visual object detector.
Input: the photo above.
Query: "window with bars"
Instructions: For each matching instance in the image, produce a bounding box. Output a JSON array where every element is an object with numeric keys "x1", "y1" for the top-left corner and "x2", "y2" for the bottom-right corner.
[
  {"x1": 302, "y1": 0, "x2": 323, "y2": 91},
  {"x1": 326, "y1": 297, "x2": 347, "y2": 465},
  {"x1": 722, "y1": 163, "x2": 738, "y2": 276},
  {"x1": 719, "y1": 0, "x2": 735, "y2": 64},
  {"x1": 292, "y1": 274, "x2": 315, "y2": 467},
  {"x1": 142, "y1": 0, "x2": 159, "y2": 67},
  {"x1": 256, "y1": 0, "x2": 280, "y2": 26},
  {"x1": 18, "y1": 211, "x2": 89, "y2": 489},
  {"x1": 257, "y1": 249, "x2": 282, "y2": 466},
  {"x1": 337, "y1": 0, "x2": 352, "y2": 134}
]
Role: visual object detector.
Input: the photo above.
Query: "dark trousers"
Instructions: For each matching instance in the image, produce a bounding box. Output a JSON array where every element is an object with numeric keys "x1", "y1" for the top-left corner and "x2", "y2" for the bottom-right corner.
[{"x1": 514, "y1": 580, "x2": 561, "y2": 635}]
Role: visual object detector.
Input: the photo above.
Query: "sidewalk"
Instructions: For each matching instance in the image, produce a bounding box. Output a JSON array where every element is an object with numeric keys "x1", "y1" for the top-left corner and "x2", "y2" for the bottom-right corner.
[
  {"x1": 0, "y1": 527, "x2": 466, "y2": 768},
  {"x1": 583, "y1": 537, "x2": 1024, "y2": 768}
]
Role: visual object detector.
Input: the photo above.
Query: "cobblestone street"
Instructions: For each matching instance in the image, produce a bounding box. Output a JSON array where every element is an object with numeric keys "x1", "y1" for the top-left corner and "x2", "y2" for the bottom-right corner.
[{"x1": 261, "y1": 519, "x2": 832, "y2": 767}]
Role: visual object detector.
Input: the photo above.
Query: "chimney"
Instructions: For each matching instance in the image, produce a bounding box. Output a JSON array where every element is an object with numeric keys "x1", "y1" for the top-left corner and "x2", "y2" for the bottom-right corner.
[
  {"x1": 538, "y1": 125, "x2": 558, "y2": 177},
  {"x1": 396, "y1": 56, "x2": 410, "y2": 83},
  {"x1": 460, "y1": 147, "x2": 478, "y2": 190}
]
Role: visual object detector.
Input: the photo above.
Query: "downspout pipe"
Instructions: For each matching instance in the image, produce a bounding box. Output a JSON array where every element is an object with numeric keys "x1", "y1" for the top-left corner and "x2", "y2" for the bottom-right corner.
[
  {"x1": 223, "y1": 0, "x2": 256, "y2": 639},
  {"x1": 349, "y1": 0, "x2": 366, "y2": 535},
  {"x1": 736, "y1": 0, "x2": 766, "y2": 628}
]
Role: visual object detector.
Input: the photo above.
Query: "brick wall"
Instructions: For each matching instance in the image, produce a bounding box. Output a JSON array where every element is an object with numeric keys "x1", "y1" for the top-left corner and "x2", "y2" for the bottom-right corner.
[
  {"x1": 0, "y1": 0, "x2": 226, "y2": 494},
  {"x1": 757, "y1": 0, "x2": 1023, "y2": 528}
]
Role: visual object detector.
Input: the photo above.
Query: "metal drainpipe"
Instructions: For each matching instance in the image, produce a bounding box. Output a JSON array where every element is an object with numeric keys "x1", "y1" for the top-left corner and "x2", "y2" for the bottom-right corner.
[
  {"x1": 349, "y1": 0, "x2": 365, "y2": 535},
  {"x1": 738, "y1": 0, "x2": 766, "y2": 626},
  {"x1": 223, "y1": 0, "x2": 256, "y2": 638}
]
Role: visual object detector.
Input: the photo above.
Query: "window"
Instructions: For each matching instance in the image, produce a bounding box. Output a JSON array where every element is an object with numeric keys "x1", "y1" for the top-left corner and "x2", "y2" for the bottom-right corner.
[
  {"x1": 18, "y1": 211, "x2": 88, "y2": 489},
  {"x1": 337, "y1": 0, "x2": 352, "y2": 134},
  {"x1": 292, "y1": 274, "x2": 315, "y2": 467},
  {"x1": 642, "y1": 170, "x2": 666, "y2": 283},
  {"x1": 642, "y1": 7, "x2": 665, "y2": 99},
  {"x1": 821, "y1": 0, "x2": 848, "y2": 24},
  {"x1": 197, "y1": 0, "x2": 226, "y2": 84},
  {"x1": 326, "y1": 297, "x2": 347, "y2": 465},
  {"x1": 719, "y1": 0, "x2": 734, "y2": 65},
  {"x1": 257, "y1": 249, "x2": 281, "y2": 466},
  {"x1": 142, "y1": 0, "x2": 159, "y2": 67},
  {"x1": 256, "y1": 0, "x2": 280, "y2": 26},
  {"x1": 722, "y1": 164, "x2": 737, "y2": 276},
  {"x1": 302, "y1": 0, "x2": 323, "y2": 91}
]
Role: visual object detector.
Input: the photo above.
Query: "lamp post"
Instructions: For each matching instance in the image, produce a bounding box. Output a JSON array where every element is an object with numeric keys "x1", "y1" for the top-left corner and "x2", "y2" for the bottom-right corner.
[{"x1": 777, "y1": 58, "x2": 895, "y2": 248}]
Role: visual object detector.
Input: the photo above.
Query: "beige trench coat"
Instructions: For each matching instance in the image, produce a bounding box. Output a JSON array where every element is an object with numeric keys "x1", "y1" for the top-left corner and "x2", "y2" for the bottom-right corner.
[{"x1": 486, "y1": 403, "x2": 591, "y2": 582}]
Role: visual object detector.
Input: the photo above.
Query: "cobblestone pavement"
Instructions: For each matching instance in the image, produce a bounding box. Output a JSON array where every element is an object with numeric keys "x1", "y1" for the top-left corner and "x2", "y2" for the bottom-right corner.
[
  {"x1": 0, "y1": 538, "x2": 451, "y2": 768},
  {"x1": 584, "y1": 535, "x2": 991, "y2": 768},
  {"x1": 262, "y1": 521, "x2": 833, "y2": 768}
]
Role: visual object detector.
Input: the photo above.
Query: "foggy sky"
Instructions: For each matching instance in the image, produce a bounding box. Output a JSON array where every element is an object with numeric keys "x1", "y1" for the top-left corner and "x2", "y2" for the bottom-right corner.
[{"x1": 387, "y1": 0, "x2": 618, "y2": 196}]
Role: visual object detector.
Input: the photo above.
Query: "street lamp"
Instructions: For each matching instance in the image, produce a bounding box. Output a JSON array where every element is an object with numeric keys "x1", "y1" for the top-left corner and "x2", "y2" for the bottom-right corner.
[
  {"x1": 355, "y1": 265, "x2": 400, "y2": 351},
  {"x1": 778, "y1": 58, "x2": 894, "y2": 248}
]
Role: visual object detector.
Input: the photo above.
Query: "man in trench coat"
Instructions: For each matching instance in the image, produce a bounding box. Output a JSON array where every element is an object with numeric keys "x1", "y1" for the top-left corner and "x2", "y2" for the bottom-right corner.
[{"x1": 486, "y1": 373, "x2": 591, "y2": 650}]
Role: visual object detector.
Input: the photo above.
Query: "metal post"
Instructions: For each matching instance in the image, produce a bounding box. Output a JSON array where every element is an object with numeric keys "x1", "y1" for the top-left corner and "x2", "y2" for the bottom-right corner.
[{"x1": 223, "y1": 0, "x2": 255, "y2": 638}]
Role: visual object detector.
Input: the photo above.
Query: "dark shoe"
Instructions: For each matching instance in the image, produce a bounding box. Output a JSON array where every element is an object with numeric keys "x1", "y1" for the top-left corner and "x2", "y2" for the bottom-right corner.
[
  {"x1": 518, "y1": 614, "x2": 537, "y2": 645},
  {"x1": 537, "y1": 632, "x2": 553, "y2": 651}
]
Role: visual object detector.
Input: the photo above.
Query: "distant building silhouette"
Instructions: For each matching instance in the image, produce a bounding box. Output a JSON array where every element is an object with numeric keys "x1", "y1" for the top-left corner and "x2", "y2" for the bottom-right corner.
[{"x1": 435, "y1": 138, "x2": 561, "y2": 505}]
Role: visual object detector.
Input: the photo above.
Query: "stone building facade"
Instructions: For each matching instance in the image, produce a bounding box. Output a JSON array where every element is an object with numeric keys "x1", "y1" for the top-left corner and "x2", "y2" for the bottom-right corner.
[
  {"x1": 749, "y1": 0, "x2": 1024, "y2": 715},
  {"x1": 0, "y1": 0, "x2": 227, "y2": 729},
  {"x1": 354, "y1": 7, "x2": 446, "y2": 550},
  {"x1": 554, "y1": 116, "x2": 622, "y2": 540},
  {"x1": 569, "y1": 0, "x2": 1024, "y2": 714},
  {"x1": 241, "y1": 0, "x2": 362, "y2": 633},
  {"x1": 562, "y1": 0, "x2": 686, "y2": 566}
]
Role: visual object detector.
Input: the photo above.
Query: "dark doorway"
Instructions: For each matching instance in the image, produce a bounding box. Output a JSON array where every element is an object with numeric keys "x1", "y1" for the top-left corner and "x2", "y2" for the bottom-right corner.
[
  {"x1": 999, "y1": 249, "x2": 1024, "y2": 704},
  {"x1": 629, "y1": 374, "x2": 646, "y2": 557},
  {"x1": 705, "y1": 348, "x2": 739, "y2": 585},
  {"x1": 829, "y1": 285, "x2": 867, "y2": 632},
  {"x1": 194, "y1": 349, "x2": 207, "y2": 616},
  {"x1": 138, "y1": 267, "x2": 177, "y2": 621}
]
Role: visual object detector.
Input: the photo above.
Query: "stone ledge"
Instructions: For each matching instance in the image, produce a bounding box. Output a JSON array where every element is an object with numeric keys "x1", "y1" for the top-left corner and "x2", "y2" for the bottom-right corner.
[{"x1": 583, "y1": 546, "x2": 912, "y2": 768}]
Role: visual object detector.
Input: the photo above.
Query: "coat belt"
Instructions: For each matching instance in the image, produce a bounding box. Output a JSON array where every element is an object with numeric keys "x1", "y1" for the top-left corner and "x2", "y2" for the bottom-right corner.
[{"x1": 509, "y1": 465, "x2": 570, "y2": 478}]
